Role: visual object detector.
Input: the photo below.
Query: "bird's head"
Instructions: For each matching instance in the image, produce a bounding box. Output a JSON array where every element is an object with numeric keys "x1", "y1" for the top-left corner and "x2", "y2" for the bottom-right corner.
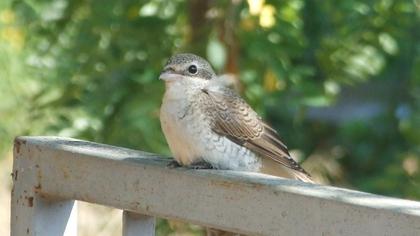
[{"x1": 159, "y1": 53, "x2": 216, "y2": 82}]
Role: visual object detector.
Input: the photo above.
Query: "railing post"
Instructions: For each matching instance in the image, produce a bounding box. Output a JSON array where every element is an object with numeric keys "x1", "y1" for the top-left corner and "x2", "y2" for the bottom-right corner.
[
  {"x1": 11, "y1": 138, "x2": 77, "y2": 236},
  {"x1": 122, "y1": 211, "x2": 156, "y2": 236}
]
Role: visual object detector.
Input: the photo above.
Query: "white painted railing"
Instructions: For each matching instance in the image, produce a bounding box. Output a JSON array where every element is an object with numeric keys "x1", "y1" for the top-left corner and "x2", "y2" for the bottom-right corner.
[{"x1": 11, "y1": 136, "x2": 420, "y2": 236}]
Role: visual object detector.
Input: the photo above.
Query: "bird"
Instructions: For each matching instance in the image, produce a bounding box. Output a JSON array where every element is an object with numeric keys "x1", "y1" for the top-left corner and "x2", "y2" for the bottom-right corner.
[{"x1": 159, "y1": 53, "x2": 313, "y2": 183}]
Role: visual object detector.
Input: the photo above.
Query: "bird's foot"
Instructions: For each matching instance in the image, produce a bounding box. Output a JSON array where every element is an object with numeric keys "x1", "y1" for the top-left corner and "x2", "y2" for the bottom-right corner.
[
  {"x1": 167, "y1": 160, "x2": 182, "y2": 168},
  {"x1": 189, "y1": 161, "x2": 214, "y2": 170}
]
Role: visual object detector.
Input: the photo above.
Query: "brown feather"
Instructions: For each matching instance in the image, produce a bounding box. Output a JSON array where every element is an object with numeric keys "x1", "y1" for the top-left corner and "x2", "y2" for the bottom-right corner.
[{"x1": 202, "y1": 87, "x2": 312, "y2": 181}]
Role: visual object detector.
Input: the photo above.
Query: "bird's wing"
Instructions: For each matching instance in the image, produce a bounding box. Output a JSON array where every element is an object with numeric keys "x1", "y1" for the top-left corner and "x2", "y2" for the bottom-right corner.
[{"x1": 201, "y1": 87, "x2": 311, "y2": 178}]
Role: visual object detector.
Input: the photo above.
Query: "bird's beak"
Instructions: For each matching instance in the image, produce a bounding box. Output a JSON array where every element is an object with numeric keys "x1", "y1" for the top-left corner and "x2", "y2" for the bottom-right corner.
[{"x1": 159, "y1": 67, "x2": 181, "y2": 82}]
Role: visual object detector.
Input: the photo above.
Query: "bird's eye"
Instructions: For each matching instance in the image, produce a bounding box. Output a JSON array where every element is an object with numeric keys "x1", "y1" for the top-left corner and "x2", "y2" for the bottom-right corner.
[{"x1": 188, "y1": 65, "x2": 198, "y2": 74}]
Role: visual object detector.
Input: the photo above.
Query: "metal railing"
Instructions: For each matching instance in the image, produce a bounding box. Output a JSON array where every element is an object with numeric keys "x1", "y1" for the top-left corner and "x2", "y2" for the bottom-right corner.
[{"x1": 11, "y1": 136, "x2": 420, "y2": 235}]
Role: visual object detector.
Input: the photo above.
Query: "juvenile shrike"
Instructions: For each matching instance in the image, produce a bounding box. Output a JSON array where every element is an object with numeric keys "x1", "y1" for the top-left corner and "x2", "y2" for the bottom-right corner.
[{"x1": 159, "y1": 53, "x2": 313, "y2": 183}]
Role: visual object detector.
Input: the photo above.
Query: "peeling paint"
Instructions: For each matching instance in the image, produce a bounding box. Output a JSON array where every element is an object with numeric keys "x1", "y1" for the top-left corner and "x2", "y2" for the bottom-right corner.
[
  {"x1": 27, "y1": 196, "x2": 34, "y2": 207},
  {"x1": 14, "y1": 139, "x2": 21, "y2": 154},
  {"x1": 34, "y1": 183, "x2": 42, "y2": 192}
]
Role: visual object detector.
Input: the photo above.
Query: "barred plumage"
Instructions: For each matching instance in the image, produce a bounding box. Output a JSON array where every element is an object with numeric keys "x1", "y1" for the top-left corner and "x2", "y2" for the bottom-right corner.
[{"x1": 160, "y1": 53, "x2": 313, "y2": 183}]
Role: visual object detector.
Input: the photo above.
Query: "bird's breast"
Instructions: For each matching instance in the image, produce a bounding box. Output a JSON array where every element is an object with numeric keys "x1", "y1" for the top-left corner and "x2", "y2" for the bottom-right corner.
[
  {"x1": 160, "y1": 90, "x2": 261, "y2": 171},
  {"x1": 160, "y1": 93, "x2": 209, "y2": 165}
]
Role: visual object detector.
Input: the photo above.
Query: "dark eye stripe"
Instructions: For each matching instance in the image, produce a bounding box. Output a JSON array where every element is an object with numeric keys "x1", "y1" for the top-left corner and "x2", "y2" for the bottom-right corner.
[{"x1": 165, "y1": 53, "x2": 217, "y2": 80}]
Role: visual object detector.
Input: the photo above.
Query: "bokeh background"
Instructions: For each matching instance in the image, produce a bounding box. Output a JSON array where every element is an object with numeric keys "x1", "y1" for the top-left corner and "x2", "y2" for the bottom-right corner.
[{"x1": 1, "y1": 0, "x2": 419, "y2": 235}]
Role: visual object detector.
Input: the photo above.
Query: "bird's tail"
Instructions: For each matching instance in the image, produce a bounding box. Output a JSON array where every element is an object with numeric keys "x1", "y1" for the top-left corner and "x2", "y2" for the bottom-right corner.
[
  {"x1": 261, "y1": 158, "x2": 316, "y2": 183},
  {"x1": 290, "y1": 169, "x2": 315, "y2": 183}
]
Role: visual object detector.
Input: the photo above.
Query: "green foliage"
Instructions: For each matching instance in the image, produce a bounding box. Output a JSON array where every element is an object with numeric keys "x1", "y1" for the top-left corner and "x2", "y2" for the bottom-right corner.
[{"x1": 1, "y1": 0, "x2": 419, "y2": 216}]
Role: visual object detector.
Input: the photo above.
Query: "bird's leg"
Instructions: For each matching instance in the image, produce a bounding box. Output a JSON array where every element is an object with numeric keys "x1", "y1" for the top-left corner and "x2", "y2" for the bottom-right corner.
[
  {"x1": 167, "y1": 160, "x2": 182, "y2": 168},
  {"x1": 189, "y1": 160, "x2": 215, "y2": 169}
]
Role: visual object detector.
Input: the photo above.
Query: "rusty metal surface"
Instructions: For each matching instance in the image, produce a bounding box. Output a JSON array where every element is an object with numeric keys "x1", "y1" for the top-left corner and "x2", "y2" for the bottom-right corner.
[{"x1": 11, "y1": 136, "x2": 420, "y2": 235}]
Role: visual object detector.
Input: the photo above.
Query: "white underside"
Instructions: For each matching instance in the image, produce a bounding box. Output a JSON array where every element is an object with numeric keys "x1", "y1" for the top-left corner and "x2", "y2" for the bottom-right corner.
[{"x1": 160, "y1": 78, "x2": 261, "y2": 171}]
